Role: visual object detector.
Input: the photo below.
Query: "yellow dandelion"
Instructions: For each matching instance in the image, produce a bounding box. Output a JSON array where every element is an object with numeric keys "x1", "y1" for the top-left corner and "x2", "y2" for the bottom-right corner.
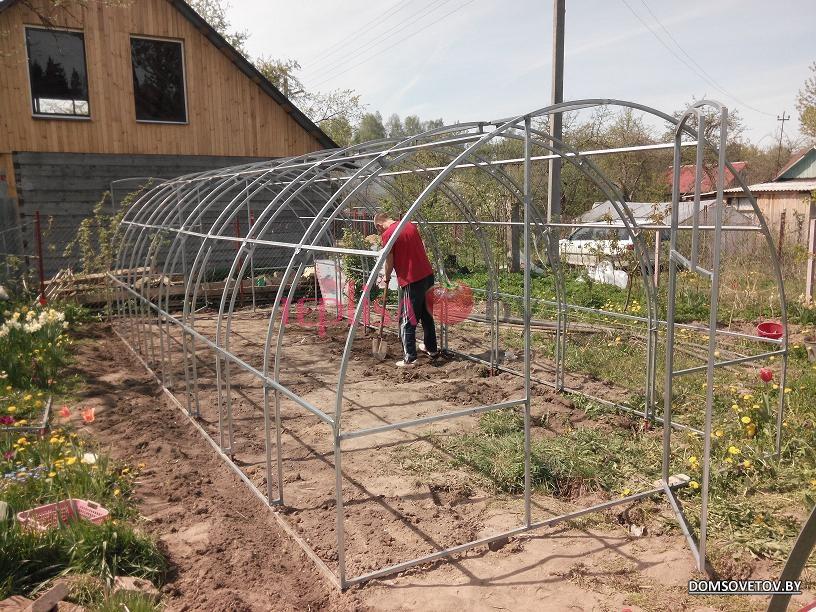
[
  {"x1": 113, "y1": 488, "x2": 121, "y2": 497},
  {"x1": 7, "y1": 406, "x2": 16, "y2": 414},
  {"x1": 784, "y1": 388, "x2": 792, "y2": 394},
  {"x1": 689, "y1": 480, "x2": 700, "y2": 490},
  {"x1": 741, "y1": 416, "x2": 751, "y2": 424},
  {"x1": 728, "y1": 446, "x2": 741, "y2": 455},
  {"x1": 714, "y1": 429, "x2": 724, "y2": 438},
  {"x1": 65, "y1": 456, "x2": 77, "y2": 465},
  {"x1": 742, "y1": 459, "x2": 752, "y2": 468},
  {"x1": 48, "y1": 471, "x2": 56, "y2": 478}
]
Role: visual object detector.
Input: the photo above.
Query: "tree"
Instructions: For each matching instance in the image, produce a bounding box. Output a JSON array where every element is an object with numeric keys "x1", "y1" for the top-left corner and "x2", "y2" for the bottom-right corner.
[
  {"x1": 255, "y1": 57, "x2": 304, "y2": 97},
  {"x1": 385, "y1": 113, "x2": 404, "y2": 139},
  {"x1": 796, "y1": 61, "x2": 816, "y2": 141},
  {"x1": 255, "y1": 57, "x2": 364, "y2": 139},
  {"x1": 404, "y1": 115, "x2": 422, "y2": 136},
  {"x1": 186, "y1": 0, "x2": 248, "y2": 55},
  {"x1": 353, "y1": 112, "x2": 387, "y2": 143}
]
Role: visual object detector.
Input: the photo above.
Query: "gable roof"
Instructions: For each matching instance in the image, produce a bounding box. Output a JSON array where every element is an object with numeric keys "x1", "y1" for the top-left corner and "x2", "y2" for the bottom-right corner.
[
  {"x1": 774, "y1": 146, "x2": 816, "y2": 181},
  {"x1": 0, "y1": 0, "x2": 337, "y2": 150},
  {"x1": 664, "y1": 162, "x2": 747, "y2": 194}
]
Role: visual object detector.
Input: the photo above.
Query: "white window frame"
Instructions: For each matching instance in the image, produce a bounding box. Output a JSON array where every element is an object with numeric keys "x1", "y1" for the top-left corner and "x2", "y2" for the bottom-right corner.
[
  {"x1": 23, "y1": 24, "x2": 92, "y2": 121},
  {"x1": 129, "y1": 34, "x2": 189, "y2": 125}
]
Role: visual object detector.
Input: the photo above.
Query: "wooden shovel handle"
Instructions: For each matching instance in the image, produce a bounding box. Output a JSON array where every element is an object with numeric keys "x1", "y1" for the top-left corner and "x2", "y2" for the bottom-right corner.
[{"x1": 377, "y1": 285, "x2": 388, "y2": 339}]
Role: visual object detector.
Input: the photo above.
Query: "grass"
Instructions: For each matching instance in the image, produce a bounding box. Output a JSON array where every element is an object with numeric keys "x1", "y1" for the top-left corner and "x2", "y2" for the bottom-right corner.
[
  {"x1": 455, "y1": 264, "x2": 814, "y2": 326},
  {"x1": 400, "y1": 320, "x2": 816, "y2": 571},
  {"x1": 0, "y1": 303, "x2": 166, "y2": 609}
]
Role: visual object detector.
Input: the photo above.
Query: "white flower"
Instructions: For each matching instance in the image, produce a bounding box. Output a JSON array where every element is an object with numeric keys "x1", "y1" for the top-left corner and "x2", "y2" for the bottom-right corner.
[{"x1": 81, "y1": 452, "x2": 97, "y2": 465}]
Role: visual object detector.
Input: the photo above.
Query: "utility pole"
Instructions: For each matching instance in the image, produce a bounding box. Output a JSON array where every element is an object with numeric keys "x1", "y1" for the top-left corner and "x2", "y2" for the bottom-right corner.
[
  {"x1": 547, "y1": 0, "x2": 565, "y2": 224},
  {"x1": 775, "y1": 111, "x2": 790, "y2": 173}
]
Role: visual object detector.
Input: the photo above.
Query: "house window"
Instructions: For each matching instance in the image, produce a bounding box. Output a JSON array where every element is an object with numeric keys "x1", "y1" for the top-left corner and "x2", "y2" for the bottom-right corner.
[
  {"x1": 130, "y1": 37, "x2": 187, "y2": 123},
  {"x1": 25, "y1": 27, "x2": 90, "y2": 118}
]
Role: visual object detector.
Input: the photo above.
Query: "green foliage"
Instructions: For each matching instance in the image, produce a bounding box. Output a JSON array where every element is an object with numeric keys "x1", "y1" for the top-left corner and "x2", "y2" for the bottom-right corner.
[
  {"x1": 0, "y1": 520, "x2": 166, "y2": 598},
  {"x1": 353, "y1": 112, "x2": 387, "y2": 143},
  {"x1": 796, "y1": 61, "x2": 816, "y2": 140},
  {"x1": 63, "y1": 186, "x2": 145, "y2": 274},
  {"x1": 0, "y1": 424, "x2": 164, "y2": 598},
  {"x1": 187, "y1": 0, "x2": 249, "y2": 54}
]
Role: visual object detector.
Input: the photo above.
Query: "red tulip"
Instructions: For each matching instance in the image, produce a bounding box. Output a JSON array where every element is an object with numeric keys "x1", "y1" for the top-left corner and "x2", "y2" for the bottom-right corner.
[
  {"x1": 759, "y1": 368, "x2": 773, "y2": 383},
  {"x1": 58, "y1": 405, "x2": 71, "y2": 418},
  {"x1": 81, "y1": 407, "x2": 95, "y2": 423}
]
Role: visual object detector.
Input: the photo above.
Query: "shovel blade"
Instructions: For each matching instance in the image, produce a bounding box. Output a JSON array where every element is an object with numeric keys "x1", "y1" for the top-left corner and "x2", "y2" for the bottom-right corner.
[{"x1": 372, "y1": 337, "x2": 388, "y2": 360}]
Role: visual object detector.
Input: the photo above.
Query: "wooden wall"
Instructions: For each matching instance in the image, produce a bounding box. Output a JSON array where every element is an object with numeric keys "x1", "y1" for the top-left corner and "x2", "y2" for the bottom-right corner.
[
  {"x1": 730, "y1": 192, "x2": 815, "y2": 245},
  {"x1": 0, "y1": 0, "x2": 325, "y2": 159}
]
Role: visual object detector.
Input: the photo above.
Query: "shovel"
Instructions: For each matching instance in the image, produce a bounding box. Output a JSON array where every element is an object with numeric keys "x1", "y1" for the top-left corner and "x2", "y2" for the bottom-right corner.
[{"x1": 372, "y1": 285, "x2": 389, "y2": 360}]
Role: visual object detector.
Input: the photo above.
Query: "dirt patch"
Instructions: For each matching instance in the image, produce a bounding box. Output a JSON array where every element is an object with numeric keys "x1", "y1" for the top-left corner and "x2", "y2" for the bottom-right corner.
[
  {"x1": 64, "y1": 319, "x2": 815, "y2": 611},
  {"x1": 69, "y1": 326, "x2": 363, "y2": 612}
]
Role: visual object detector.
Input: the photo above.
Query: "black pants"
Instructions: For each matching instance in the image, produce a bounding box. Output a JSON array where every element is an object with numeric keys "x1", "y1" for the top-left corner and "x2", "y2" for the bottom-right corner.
[{"x1": 400, "y1": 274, "x2": 437, "y2": 363}]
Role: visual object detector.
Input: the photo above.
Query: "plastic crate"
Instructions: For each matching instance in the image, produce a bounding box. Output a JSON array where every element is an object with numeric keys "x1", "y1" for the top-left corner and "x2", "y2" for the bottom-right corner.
[{"x1": 17, "y1": 499, "x2": 109, "y2": 531}]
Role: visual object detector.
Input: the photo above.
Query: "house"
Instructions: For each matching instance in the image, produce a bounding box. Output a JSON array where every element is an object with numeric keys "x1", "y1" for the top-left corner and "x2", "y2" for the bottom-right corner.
[
  {"x1": 721, "y1": 147, "x2": 816, "y2": 246},
  {"x1": 0, "y1": 0, "x2": 336, "y2": 274},
  {"x1": 574, "y1": 200, "x2": 751, "y2": 229},
  {"x1": 571, "y1": 200, "x2": 752, "y2": 258},
  {"x1": 664, "y1": 161, "x2": 747, "y2": 197}
]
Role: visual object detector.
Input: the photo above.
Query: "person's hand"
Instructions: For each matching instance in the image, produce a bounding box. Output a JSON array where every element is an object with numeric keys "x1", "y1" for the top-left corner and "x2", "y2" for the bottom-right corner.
[{"x1": 377, "y1": 273, "x2": 387, "y2": 289}]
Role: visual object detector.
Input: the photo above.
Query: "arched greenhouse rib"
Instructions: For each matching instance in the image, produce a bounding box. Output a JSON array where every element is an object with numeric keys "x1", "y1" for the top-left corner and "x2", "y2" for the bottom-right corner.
[{"x1": 108, "y1": 98, "x2": 788, "y2": 589}]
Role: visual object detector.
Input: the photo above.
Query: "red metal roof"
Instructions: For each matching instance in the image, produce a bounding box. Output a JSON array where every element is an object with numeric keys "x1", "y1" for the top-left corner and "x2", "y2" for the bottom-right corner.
[{"x1": 665, "y1": 162, "x2": 747, "y2": 194}]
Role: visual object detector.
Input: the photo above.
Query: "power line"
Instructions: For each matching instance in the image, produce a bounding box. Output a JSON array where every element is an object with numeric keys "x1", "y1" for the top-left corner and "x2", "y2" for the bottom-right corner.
[
  {"x1": 621, "y1": 0, "x2": 775, "y2": 117},
  {"x1": 306, "y1": 0, "x2": 455, "y2": 80},
  {"x1": 301, "y1": 0, "x2": 411, "y2": 69},
  {"x1": 637, "y1": 0, "x2": 775, "y2": 117},
  {"x1": 307, "y1": 0, "x2": 478, "y2": 90}
]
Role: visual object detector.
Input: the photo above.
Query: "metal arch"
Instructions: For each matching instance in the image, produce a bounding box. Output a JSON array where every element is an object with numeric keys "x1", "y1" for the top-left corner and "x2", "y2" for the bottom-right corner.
[{"x1": 108, "y1": 97, "x2": 790, "y2": 591}]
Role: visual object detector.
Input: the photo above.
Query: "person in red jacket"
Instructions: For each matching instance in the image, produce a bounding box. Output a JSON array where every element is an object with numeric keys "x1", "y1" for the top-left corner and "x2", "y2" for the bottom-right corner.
[{"x1": 374, "y1": 212, "x2": 438, "y2": 367}]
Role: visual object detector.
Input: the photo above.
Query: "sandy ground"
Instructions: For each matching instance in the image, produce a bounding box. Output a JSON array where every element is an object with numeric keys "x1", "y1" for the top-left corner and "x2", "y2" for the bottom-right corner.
[{"x1": 67, "y1": 319, "x2": 813, "y2": 611}]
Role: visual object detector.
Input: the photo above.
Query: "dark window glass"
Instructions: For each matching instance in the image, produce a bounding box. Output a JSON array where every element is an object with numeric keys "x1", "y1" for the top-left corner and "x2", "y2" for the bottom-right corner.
[
  {"x1": 130, "y1": 37, "x2": 187, "y2": 123},
  {"x1": 25, "y1": 28, "x2": 89, "y2": 117}
]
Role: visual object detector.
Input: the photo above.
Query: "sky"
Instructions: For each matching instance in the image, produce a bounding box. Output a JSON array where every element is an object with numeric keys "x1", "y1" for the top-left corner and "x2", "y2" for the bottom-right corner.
[{"x1": 227, "y1": 0, "x2": 815, "y2": 145}]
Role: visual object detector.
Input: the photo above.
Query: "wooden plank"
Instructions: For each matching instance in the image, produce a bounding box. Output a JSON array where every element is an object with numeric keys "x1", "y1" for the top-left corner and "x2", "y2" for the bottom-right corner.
[{"x1": 24, "y1": 580, "x2": 69, "y2": 612}]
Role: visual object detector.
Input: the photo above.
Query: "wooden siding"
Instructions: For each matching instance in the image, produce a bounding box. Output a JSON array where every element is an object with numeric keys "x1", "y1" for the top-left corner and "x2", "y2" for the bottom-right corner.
[
  {"x1": 731, "y1": 192, "x2": 815, "y2": 245},
  {"x1": 0, "y1": 0, "x2": 324, "y2": 158}
]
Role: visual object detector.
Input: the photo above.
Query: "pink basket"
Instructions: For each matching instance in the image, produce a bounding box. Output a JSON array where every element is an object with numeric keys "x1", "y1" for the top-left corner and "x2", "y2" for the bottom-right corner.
[{"x1": 17, "y1": 499, "x2": 109, "y2": 531}]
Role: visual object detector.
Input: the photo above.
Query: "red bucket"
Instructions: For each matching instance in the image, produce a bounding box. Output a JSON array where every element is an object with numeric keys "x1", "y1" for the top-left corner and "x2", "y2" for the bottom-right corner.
[{"x1": 756, "y1": 321, "x2": 783, "y2": 340}]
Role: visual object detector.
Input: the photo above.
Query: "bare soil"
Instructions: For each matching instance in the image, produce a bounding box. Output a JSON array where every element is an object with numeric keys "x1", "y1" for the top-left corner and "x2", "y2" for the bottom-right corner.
[{"x1": 66, "y1": 316, "x2": 811, "y2": 611}]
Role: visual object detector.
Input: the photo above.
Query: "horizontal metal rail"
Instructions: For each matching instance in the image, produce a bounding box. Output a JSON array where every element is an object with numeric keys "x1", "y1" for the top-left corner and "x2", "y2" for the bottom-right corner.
[
  {"x1": 671, "y1": 349, "x2": 787, "y2": 377},
  {"x1": 143, "y1": 140, "x2": 700, "y2": 188},
  {"x1": 338, "y1": 398, "x2": 526, "y2": 441},
  {"x1": 297, "y1": 216, "x2": 761, "y2": 232},
  {"x1": 469, "y1": 287, "x2": 786, "y2": 346},
  {"x1": 112, "y1": 326, "x2": 343, "y2": 590},
  {"x1": 108, "y1": 274, "x2": 335, "y2": 426},
  {"x1": 119, "y1": 222, "x2": 379, "y2": 257},
  {"x1": 346, "y1": 481, "x2": 682, "y2": 587},
  {"x1": 445, "y1": 347, "x2": 705, "y2": 435}
]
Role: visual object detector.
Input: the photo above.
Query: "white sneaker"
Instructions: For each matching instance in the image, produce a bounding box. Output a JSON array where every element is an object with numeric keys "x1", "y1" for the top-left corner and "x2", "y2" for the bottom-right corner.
[{"x1": 395, "y1": 359, "x2": 416, "y2": 368}]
